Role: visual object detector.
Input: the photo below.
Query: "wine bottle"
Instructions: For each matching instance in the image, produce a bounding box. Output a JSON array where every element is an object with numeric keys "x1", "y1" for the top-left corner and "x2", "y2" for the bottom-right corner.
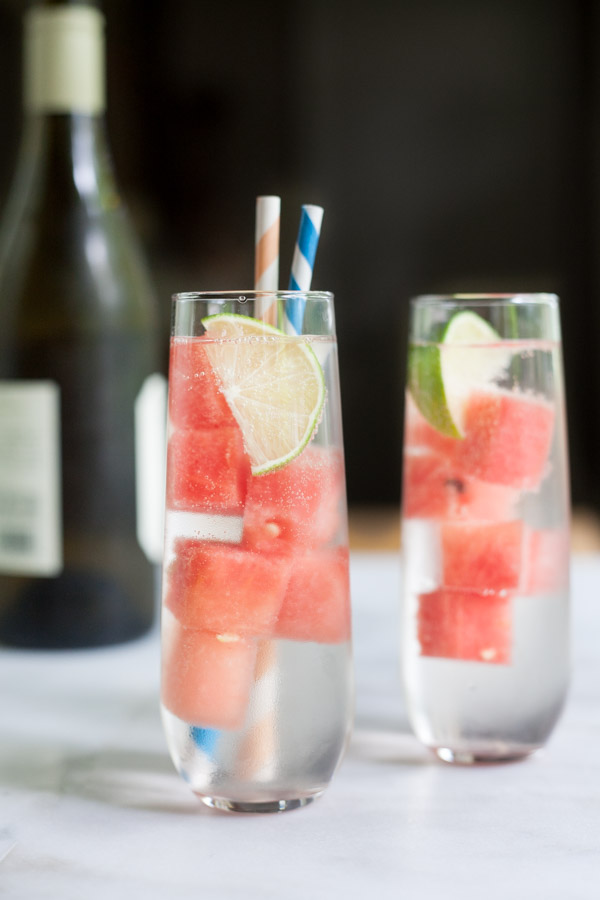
[{"x1": 0, "y1": 4, "x2": 166, "y2": 648}]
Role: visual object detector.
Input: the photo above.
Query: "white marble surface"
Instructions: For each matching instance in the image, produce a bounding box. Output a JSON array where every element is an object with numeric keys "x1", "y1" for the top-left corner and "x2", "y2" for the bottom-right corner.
[{"x1": 1, "y1": 553, "x2": 599, "y2": 899}]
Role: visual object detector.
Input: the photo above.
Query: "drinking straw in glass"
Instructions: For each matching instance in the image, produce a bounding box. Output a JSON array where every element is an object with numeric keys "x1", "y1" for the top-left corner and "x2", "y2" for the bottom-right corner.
[
  {"x1": 286, "y1": 204, "x2": 324, "y2": 332},
  {"x1": 254, "y1": 195, "x2": 280, "y2": 323}
]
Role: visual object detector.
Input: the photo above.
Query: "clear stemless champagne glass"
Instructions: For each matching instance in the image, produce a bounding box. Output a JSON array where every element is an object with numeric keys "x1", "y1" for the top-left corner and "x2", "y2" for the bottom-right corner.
[
  {"x1": 401, "y1": 294, "x2": 570, "y2": 763},
  {"x1": 161, "y1": 291, "x2": 353, "y2": 812}
]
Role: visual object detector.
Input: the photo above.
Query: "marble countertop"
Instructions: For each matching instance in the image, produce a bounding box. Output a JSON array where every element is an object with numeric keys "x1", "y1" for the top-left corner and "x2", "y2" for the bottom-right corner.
[{"x1": 2, "y1": 553, "x2": 599, "y2": 899}]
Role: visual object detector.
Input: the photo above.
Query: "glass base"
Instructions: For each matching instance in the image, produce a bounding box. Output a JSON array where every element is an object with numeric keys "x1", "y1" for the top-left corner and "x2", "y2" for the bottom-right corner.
[
  {"x1": 435, "y1": 746, "x2": 539, "y2": 765},
  {"x1": 200, "y1": 793, "x2": 321, "y2": 814}
]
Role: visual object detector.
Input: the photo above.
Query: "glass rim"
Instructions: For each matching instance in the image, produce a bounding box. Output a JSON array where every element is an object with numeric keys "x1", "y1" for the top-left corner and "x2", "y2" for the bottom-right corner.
[
  {"x1": 172, "y1": 290, "x2": 334, "y2": 303},
  {"x1": 411, "y1": 292, "x2": 559, "y2": 308}
]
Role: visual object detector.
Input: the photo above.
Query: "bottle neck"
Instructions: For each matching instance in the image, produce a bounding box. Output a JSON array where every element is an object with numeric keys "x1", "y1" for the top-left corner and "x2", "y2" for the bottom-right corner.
[
  {"x1": 2, "y1": 8, "x2": 119, "y2": 224},
  {"x1": 16, "y1": 114, "x2": 120, "y2": 213}
]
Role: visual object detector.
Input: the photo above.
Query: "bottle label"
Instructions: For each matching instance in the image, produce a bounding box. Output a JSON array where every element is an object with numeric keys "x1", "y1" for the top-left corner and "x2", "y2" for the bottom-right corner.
[
  {"x1": 0, "y1": 381, "x2": 62, "y2": 575},
  {"x1": 25, "y1": 7, "x2": 105, "y2": 115},
  {"x1": 135, "y1": 373, "x2": 167, "y2": 565}
]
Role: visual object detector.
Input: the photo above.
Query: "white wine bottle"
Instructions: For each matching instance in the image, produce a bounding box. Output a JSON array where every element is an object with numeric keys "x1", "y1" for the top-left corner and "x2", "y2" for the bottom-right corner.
[{"x1": 0, "y1": 4, "x2": 166, "y2": 647}]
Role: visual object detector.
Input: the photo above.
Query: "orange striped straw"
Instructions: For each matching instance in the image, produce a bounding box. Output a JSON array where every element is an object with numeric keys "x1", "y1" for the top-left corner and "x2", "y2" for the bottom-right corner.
[
  {"x1": 237, "y1": 196, "x2": 282, "y2": 778},
  {"x1": 236, "y1": 639, "x2": 278, "y2": 780},
  {"x1": 254, "y1": 195, "x2": 280, "y2": 324}
]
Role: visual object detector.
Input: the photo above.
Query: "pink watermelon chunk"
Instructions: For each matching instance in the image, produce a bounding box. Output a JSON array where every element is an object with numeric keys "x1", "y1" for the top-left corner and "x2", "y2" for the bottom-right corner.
[
  {"x1": 164, "y1": 539, "x2": 291, "y2": 636},
  {"x1": 404, "y1": 393, "x2": 460, "y2": 457},
  {"x1": 441, "y1": 520, "x2": 523, "y2": 592},
  {"x1": 168, "y1": 337, "x2": 235, "y2": 430},
  {"x1": 166, "y1": 426, "x2": 250, "y2": 513},
  {"x1": 242, "y1": 446, "x2": 344, "y2": 552},
  {"x1": 417, "y1": 589, "x2": 512, "y2": 664},
  {"x1": 162, "y1": 616, "x2": 257, "y2": 729},
  {"x1": 522, "y1": 528, "x2": 570, "y2": 595},
  {"x1": 459, "y1": 389, "x2": 555, "y2": 490},
  {"x1": 403, "y1": 453, "x2": 457, "y2": 518},
  {"x1": 403, "y1": 451, "x2": 518, "y2": 521},
  {"x1": 417, "y1": 588, "x2": 512, "y2": 664},
  {"x1": 275, "y1": 547, "x2": 351, "y2": 644}
]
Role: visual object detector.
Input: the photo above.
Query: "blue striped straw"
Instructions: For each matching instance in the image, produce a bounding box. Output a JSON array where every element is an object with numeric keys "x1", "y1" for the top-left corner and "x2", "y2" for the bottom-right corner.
[
  {"x1": 191, "y1": 725, "x2": 219, "y2": 757},
  {"x1": 286, "y1": 204, "x2": 324, "y2": 333}
]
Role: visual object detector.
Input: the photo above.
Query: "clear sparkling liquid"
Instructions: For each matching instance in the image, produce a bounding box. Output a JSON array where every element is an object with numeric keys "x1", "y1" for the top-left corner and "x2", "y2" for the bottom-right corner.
[
  {"x1": 162, "y1": 637, "x2": 353, "y2": 805},
  {"x1": 402, "y1": 341, "x2": 570, "y2": 760}
]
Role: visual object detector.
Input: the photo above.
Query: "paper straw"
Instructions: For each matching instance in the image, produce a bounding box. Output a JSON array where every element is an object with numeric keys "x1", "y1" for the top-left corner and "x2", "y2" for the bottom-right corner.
[
  {"x1": 236, "y1": 196, "x2": 281, "y2": 779},
  {"x1": 236, "y1": 641, "x2": 278, "y2": 780},
  {"x1": 254, "y1": 195, "x2": 280, "y2": 324},
  {"x1": 286, "y1": 204, "x2": 324, "y2": 332}
]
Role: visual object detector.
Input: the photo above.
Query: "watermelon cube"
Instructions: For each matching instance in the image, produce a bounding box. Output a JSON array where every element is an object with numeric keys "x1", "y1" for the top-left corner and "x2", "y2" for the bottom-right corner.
[
  {"x1": 403, "y1": 393, "x2": 460, "y2": 458},
  {"x1": 242, "y1": 446, "x2": 345, "y2": 552},
  {"x1": 521, "y1": 528, "x2": 570, "y2": 595},
  {"x1": 403, "y1": 453, "x2": 457, "y2": 518},
  {"x1": 459, "y1": 389, "x2": 555, "y2": 490},
  {"x1": 275, "y1": 547, "x2": 351, "y2": 644},
  {"x1": 162, "y1": 613, "x2": 257, "y2": 729},
  {"x1": 164, "y1": 538, "x2": 291, "y2": 636},
  {"x1": 441, "y1": 520, "x2": 523, "y2": 592},
  {"x1": 168, "y1": 337, "x2": 235, "y2": 430},
  {"x1": 166, "y1": 426, "x2": 250, "y2": 513},
  {"x1": 417, "y1": 588, "x2": 512, "y2": 664},
  {"x1": 402, "y1": 451, "x2": 517, "y2": 521}
]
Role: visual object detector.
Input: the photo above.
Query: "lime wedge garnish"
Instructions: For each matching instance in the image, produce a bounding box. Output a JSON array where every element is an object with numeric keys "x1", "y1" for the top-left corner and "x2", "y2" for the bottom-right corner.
[
  {"x1": 408, "y1": 310, "x2": 509, "y2": 437},
  {"x1": 408, "y1": 342, "x2": 460, "y2": 438},
  {"x1": 201, "y1": 314, "x2": 326, "y2": 475}
]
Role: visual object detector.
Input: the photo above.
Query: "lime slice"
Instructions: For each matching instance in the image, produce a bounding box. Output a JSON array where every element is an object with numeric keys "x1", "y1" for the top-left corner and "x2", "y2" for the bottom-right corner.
[
  {"x1": 200, "y1": 314, "x2": 325, "y2": 475},
  {"x1": 408, "y1": 310, "x2": 509, "y2": 437},
  {"x1": 408, "y1": 342, "x2": 460, "y2": 438}
]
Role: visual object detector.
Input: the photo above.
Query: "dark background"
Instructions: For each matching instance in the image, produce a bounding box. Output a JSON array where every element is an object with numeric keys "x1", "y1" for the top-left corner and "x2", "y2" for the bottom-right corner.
[{"x1": 0, "y1": 0, "x2": 598, "y2": 511}]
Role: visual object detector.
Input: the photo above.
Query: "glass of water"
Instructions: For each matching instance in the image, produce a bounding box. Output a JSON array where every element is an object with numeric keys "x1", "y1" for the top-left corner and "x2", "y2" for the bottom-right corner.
[
  {"x1": 161, "y1": 291, "x2": 353, "y2": 810},
  {"x1": 401, "y1": 293, "x2": 570, "y2": 763}
]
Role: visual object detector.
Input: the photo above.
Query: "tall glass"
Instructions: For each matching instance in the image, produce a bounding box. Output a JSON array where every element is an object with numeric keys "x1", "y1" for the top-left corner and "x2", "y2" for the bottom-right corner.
[
  {"x1": 401, "y1": 294, "x2": 570, "y2": 763},
  {"x1": 161, "y1": 291, "x2": 352, "y2": 812}
]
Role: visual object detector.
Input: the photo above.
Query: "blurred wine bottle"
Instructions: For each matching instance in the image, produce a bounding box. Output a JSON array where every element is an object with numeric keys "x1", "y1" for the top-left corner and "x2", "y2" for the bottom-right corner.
[{"x1": 0, "y1": 3, "x2": 166, "y2": 648}]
